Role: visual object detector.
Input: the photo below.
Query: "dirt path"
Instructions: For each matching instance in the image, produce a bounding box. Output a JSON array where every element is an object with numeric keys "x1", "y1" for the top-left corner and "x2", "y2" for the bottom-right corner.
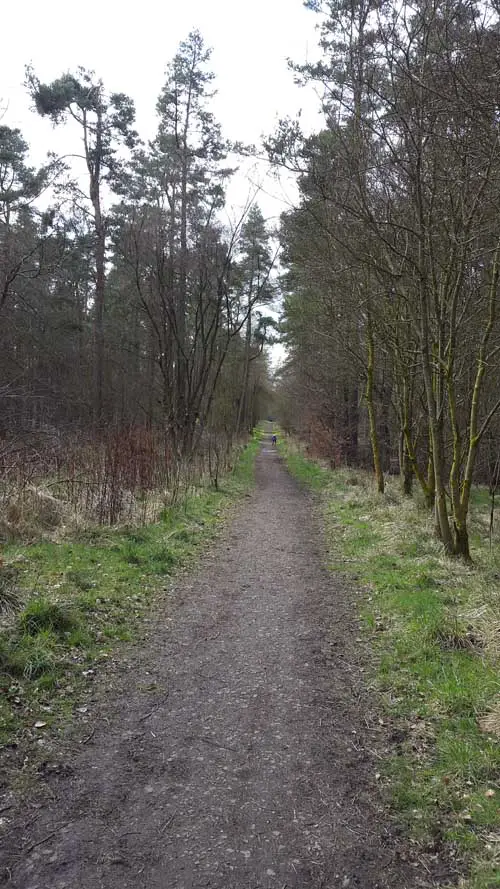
[{"x1": 1, "y1": 442, "x2": 442, "y2": 889}]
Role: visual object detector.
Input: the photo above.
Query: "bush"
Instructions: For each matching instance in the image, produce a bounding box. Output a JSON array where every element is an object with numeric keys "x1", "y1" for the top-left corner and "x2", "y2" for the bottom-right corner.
[
  {"x1": 64, "y1": 569, "x2": 95, "y2": 591},
  {"x1": 0, "y1": 629, "x2": 57, "y2": 679},
  {"x1": 150, "y1": 546, "x2": 176, "y2": 573},
  {"x1": 18, "y1": 597, "x2": 79, "y2": 637}
]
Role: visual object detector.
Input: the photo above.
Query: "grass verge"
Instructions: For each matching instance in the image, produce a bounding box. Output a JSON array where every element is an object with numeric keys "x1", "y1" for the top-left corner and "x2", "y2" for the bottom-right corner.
[
  {"x1": 0, "y1": 436, "x2": 260, "y2": 785},
  {"x1": 280, "y1": 438, "x2": 500, "y2": 889}
]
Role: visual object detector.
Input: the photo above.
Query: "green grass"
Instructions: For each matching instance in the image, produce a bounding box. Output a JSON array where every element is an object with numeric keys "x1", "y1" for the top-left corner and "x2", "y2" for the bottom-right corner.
[
  {"x1": 0, "y1": 436, "x2": 259, "y2": 760},
  {"x1": 281, "y1": 439, "x2": 500, "y2": 889},
  {"x1": 1, "y1": 629, "x2": 58, "y2": 680},
  {"x1": 18, "y1": 597, "x2": 80, "y2": 637},
  {"x1": 0, "y1": 564, "x2": 21, "y2": 613},
  {"x1": 284, "y1": 450, "x2": 331, "y2": 491}
]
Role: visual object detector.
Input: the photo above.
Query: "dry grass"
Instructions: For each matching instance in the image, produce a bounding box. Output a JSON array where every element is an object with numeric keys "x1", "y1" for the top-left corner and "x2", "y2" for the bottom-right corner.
[
  {"x1": 480, "y1": 701, "x2": 500, "y2": 738},
  {"x1": 0, "y1": 430, "x2": 245, "y2": 542}
]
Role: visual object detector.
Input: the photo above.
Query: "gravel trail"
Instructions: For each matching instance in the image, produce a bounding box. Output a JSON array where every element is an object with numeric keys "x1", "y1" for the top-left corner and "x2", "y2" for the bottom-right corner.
[{"x1": 0, "y1": 441, "x2": 442, "y2": 889}]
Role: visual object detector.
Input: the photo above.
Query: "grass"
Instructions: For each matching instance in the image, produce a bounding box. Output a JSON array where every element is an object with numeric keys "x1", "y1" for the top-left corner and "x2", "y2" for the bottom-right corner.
[
  {"x1": 280, "y1": 438, "x2": 500, "y2": 889},
  {"x1": 0, "y1": 435, "x2": 260, "y2": 768},
  {"x1": 0, "y1": 564, "x2": 21, "y2": 613}
]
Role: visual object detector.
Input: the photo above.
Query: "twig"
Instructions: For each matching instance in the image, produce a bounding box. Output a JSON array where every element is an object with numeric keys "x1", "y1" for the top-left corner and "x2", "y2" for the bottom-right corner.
[
  {"x1": 22, "y1": 827, "x2": 62, "y2": 857},
  {"x1": 139, "y1": 692, "x2": 170, "y2": 723},
  {"x1": 159, "y1": 813, "x2": 176, "y2": 834},
  {"x1": 185, "y1": 734, "x2": 237, "y2": 753},
  {"x1": 81, "y1": 728, "x2": 95, "y2": 745},
  {"x1": 418, "y1": 856, "x2": 431, "y2": 874}
]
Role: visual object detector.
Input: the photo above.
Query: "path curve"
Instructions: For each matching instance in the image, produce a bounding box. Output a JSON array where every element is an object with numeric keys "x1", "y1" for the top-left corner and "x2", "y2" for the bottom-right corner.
[{"x1": 1, "y1": 443, "x2": 438, "y2": 888}]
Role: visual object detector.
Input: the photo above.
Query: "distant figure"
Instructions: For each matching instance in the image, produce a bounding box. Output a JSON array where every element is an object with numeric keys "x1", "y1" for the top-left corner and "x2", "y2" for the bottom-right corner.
[{"x1": 271, "y1": 434, "x2": 277, "y2": 446}]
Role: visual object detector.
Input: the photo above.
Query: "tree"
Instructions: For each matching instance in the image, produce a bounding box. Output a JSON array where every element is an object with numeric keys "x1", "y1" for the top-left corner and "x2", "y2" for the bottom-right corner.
[
  {"x1": 111, "y1": 32, "x2": 269, "y2": 457},
  {"x1": 26, "y1": 66, "x2": 137, "y2": 426},
  {"x1": 0, "y1": 125, "x2": 57, "y2": 315},
  {"x1": 277, "y1": 0, "x2": 500, "y2": 559},
  {"x1": 153, "y1": 30, "x2": 231, "y2": 450},
  {"x1": 234, "y1": 206, "x2": 277, "y2": 434}
]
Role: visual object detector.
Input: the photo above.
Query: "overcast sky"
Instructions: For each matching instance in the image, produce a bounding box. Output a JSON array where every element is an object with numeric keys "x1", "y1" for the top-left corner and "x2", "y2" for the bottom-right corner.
[{"x1": 2, "y1": 0, "x2": 323, "y2": 221}]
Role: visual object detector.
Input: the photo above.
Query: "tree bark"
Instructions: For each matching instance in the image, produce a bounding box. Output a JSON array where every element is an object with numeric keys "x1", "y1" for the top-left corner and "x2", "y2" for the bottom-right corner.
[{"x1": 366, "y1": 309, "x2": 384, "y2": 494}]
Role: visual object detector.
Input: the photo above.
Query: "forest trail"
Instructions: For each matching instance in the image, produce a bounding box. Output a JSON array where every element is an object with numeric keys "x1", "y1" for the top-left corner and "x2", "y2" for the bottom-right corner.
[{"x1": 1, "y1": 439, "x2": 442, "y2": 889}]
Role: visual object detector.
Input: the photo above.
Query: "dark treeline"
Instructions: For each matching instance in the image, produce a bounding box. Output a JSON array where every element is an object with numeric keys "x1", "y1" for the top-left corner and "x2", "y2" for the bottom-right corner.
[
  {"x1": 1, "y1": 32, "x2": 275, "y2": 523},
  {"x1": 275, "y1": 0, "x2": 500, "y2": 561}
]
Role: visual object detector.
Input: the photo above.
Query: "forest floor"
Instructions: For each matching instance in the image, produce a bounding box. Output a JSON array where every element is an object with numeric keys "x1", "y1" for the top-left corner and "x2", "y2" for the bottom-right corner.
[{"x1": 0, "y1": 437, "x2": 452, "y2": 889}]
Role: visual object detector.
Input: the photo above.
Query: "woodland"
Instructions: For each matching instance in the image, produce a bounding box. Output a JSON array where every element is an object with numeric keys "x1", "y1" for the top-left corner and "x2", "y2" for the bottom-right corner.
[
  {"x1": 3, "y1": 1, "x2": 500, "y2": 562},
  {"x1": 1, "y1": 32, "x2": 276, "y2": 530},
  {"x1": 276, "y1": 0, "x2": 500, "y2": 561}
]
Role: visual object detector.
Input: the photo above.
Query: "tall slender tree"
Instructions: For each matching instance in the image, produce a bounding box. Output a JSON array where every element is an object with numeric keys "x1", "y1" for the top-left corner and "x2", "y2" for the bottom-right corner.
[
  {"x1": 26, "y1": 67, "x2": 137, "y2": 426},
  {"x1": 234, "y1": 206, "x2": 277, "y2": 434}
]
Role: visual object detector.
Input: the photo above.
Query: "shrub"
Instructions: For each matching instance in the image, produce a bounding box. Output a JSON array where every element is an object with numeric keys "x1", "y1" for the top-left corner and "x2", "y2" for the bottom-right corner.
[
  {"x1": 64, "y1": 569, "x2": 95, "y2": 591},
  {"x1": 18, "y1": 597, "x2": 79, "y2": 637},
  {"x1": 1, "y1": 629, "x2": 57, "y2": 679}
]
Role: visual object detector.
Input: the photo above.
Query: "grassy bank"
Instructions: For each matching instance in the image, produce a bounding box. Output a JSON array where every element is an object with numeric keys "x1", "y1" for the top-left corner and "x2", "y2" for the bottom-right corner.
[
  {"x1": 0, "y1": 436, "x2": 260, "y2": 777},
  {"x1": 281, "y1": 439, "x2": 500, "y2": 889}
]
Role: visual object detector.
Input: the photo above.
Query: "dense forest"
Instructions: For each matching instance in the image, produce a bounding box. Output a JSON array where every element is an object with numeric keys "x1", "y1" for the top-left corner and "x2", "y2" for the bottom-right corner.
[
  {"x1": 276, "y1": 0, "x2": 500, "y2": 560},
  {"x1": 3, "y1": 2, "x2": 500, "y2": 561},
  {"x1": 1, "y1": 33, "x2": 275, "y2": 526}
]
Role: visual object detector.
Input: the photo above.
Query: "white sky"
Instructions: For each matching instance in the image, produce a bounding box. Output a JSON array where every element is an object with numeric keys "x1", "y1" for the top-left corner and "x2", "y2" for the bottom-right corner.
[{"x1": 1, "y1": 0, "x2": 323, "y2": 222}]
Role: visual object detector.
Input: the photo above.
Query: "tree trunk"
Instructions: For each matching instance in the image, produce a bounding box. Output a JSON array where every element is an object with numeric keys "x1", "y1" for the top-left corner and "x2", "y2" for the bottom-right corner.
[
  {"x1": 94, "y1": 222, "x2": 106, "y2": 428},
  {"x1": 425, "y1": 451, "x2": 436, "y2": 510},
  {"x1": 366, "y1": 310, "x2": 384, "y2": 494},
  {"x1": 236, "y1": 311, "x2": 252, "y2": 435},
  {"x1": 89, "y1": 105, "x2": 106, "y2": 430},
  {"x1": 399, "y1": 430, "x2": 413, "y2": 496},
  {"x1": 343, "y1": 384, "x2": 359, "y2": 464},
  {"x1": 176, "y1": 152, "x2": 189, "y2": 454},
  {"x1": 420, "y1": 284, "x2": 454, "y2": 550},
  {"x1": 453, "y1": 517, "x2": 472, "y2": 563}
]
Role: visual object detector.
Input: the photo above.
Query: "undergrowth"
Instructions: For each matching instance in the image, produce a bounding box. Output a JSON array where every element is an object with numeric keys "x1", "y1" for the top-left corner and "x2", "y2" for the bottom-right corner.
[
  {"x1": 281, "y1": 438, "x2": 500, "y2": 889},
  {"x1": 0, "y1": 435, "x2": 259, "y2": 778}
]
